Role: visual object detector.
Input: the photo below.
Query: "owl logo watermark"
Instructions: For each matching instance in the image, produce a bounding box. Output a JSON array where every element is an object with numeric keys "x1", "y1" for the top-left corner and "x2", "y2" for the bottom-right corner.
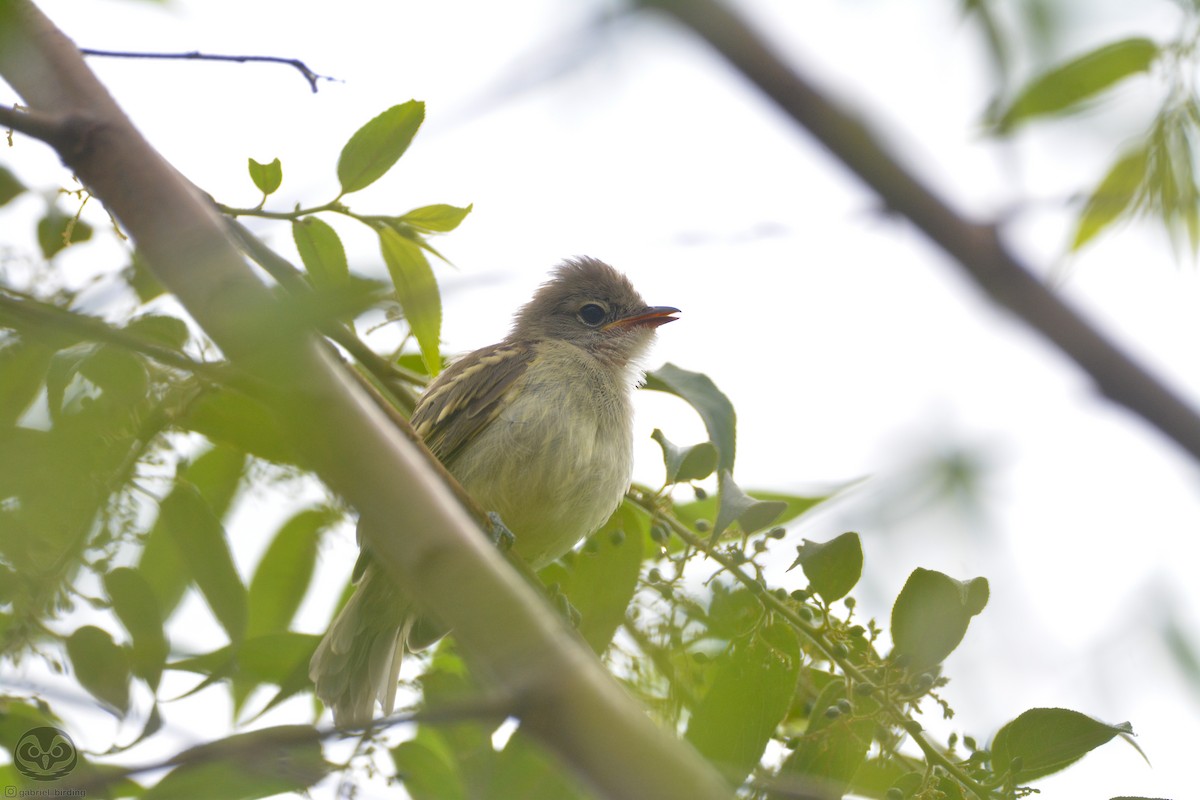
[{"x1": 13, "y1": 727, "x2": 78, "y2": 781}]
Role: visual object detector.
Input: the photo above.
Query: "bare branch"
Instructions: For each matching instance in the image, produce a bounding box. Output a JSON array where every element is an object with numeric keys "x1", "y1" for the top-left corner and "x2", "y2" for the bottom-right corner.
[
  {"x1": 80, "y1": 48, "x2": 335, "y2": 93},
  {"x1": 644, "y1": 0, "x2": 1200, "y2": 464}
]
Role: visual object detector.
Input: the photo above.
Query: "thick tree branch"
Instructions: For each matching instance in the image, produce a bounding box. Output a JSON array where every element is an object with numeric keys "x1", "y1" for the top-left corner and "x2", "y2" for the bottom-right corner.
[
  {"x1": 0, "y1": 3, "x2": 732, "y2": 798},
  {"x1": 644, "y1": 0, "x2": 1200, "y2": 464}
]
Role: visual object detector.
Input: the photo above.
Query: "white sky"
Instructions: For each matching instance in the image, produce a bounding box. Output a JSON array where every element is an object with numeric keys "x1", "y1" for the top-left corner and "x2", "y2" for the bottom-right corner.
[{"x1": 5, "y1": 0, "x2": 1200, "y2": 797}]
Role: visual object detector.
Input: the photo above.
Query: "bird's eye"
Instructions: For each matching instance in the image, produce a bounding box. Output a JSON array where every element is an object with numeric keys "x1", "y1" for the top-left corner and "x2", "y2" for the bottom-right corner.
[{"x1": 577, "y1": 303, "x2": 607, "y2": 327}]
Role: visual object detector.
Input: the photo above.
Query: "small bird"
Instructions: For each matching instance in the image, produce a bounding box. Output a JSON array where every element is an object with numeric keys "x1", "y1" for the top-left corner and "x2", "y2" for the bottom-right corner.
[{"x1": 309, "y1": 257, "x2": 679, "y2": 727}]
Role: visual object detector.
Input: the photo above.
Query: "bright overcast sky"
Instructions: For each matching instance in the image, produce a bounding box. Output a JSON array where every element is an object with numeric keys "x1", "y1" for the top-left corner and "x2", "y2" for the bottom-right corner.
[{"x1": 7, "y1": 0, "x2": 1200, "y2": 797}]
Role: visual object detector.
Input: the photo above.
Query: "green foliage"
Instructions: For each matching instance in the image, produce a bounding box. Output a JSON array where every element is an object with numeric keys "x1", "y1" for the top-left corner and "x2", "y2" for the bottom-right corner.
[{"x1": 0, "y1": 94, "x2": 1157, "y2": 800}]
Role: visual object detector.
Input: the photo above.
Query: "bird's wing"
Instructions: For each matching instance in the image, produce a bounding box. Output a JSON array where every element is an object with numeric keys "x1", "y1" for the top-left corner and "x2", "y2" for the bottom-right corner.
[{"x1": 410, "y1": 340, "x2": 532, "y2": 468}]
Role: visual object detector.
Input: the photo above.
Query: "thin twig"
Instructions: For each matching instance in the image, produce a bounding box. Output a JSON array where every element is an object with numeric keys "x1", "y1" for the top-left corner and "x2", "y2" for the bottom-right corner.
[
  {"x1": 80, "y1": 48, "x2": 335, "y2": 93},
  {"x1": 643, "y1": 0, "x2": 1200, "y2": 465}
]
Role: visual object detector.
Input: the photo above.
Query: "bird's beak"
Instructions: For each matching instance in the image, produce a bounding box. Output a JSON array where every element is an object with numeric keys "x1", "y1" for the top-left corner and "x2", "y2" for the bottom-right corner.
[{"x1": 604, "y1": 305, "x2": 681, "y2": 331}]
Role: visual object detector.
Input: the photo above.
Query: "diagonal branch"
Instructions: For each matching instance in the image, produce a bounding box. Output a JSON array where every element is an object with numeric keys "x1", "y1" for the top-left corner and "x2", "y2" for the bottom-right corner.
[
  {"x1": 644, "y1": 0, "x2": 1200, "y2": 464},
  {"x1": 80, "y1": 48, "x2": 335, "y2": 93},
  {"x1": 0, "y1": 2, "x2": 732, "y2": 798}
]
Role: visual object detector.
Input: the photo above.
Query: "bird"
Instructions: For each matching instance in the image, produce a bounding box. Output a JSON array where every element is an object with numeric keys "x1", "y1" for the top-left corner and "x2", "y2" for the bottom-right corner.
[{"x1": 309, "y1": 256, "x2": 679, "y2": 727}]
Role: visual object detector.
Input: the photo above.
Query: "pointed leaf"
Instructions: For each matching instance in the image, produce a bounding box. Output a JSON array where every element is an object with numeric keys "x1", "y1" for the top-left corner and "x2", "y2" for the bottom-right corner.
[
  {"x1": 713, "y1": 470, "x2": 786, "y2": 540},
  {"x1": 997, "y1": 38, "x2": 1159, "y2": 132},
  {"x1": 392, "y1": 731, "x2": 467, "y2": 800},
  {"x1": 1071, "y1": 144, "x2": 1149, "y2": 251},
  {"x1": 247, "y1": 157, "x2": 282, "y2": 196},
  {"x1": 991, "y1": 708, "x2": 1135, "y2": 781},
  {"x1": 651, "y1": 428, "x2": 717, "y2": 484},
  {"x1": 158, "y1": 485, "x2": 247, "y2": 642},
  {"x1": 125, "y1": 314, "x2": 190, "y2": 349},
  {"x1": 291, "y1": 216, "x2": 349, "y2": 289},
  {"x1": 337, "y1": 101, "x2": 425, "y2": 194},
  {"x1": 246, "y1": 508, "x2": 332, "y2": 639},
  {"x1": 379, "y1": 227, "x2": 442, "y2": 374},
  {"x1": 37, "y1": 207, "x2": 93, "y2": 259},
  {"x1": 890, "y1": 568, "x2": 988, "y2": 672},
  {"x1": 644, "y1": 364, "x2": 736, "y2": 474},
  {"x1": 66, "y1": 626, "x2": 132, "y2": 715},
  {"x1": 685, "y1": 622, "x2": 800, "y2": 785},
  {"x1": 788, "y1": 532, "x2": 863, "y2": 603},
  {"x1": 182, "y1": 389, "x2": 297, "y2": 465},
  {"x1": 79, "y1": 344, "x2": 149, "y2": 406},
  {"x1": 0, "y1": 165, "x2": 26, "y2": 207},
  {"x1": 105, "y1": 567, "x2": 169, "y2": 689},
  {"x1": 398, "y1": 203, "x2": 474, "y2": 233}
]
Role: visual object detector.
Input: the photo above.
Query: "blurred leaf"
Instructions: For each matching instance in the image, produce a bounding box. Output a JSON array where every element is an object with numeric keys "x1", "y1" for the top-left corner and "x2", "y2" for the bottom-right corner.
[
  {"x1": 991, "y1": 708, "x2": 1135, "y2": 781},
  {"x1": 247, "y1": 157, "x2": 282, "y2": 196},
  {"x1": 123, "y1": 251, "x2": 166, "y2": 303},
  {"x1": 651, "y1": 428, "x2": 717, "y2": 485},
  {"x1": 1071, "y1": 144, "x2": 1148, "y2": 251},
  {"x1": 337, "y1": 100, "x2": 424, "y2": 194},
  {"x1": 125, "y1": 314, "x2": 190, "y2": 350},
  {"x1": 491, "y1": 728, "x2": 587, "y2": 800},
  {"x1": 182, "y1": 388, "x2": 297, "y2": 465},
  {"x1": 379, "y1": 227, "x2": 442, "y2": 374},
  {"x1": 996, "y1": 38, "x2": 1159, "y2": 131},
  {"x1": 392, "y1": 730, "x2": 467, "y2": 800},
  {"x1": 398, "y1": 203, "x2": 473, "y2": 233},
  {"x1": 246, "y1": 508, "x2": 332, "y2": 639},
  {"x1": 144, "y1": 726, "x2": 327, "y2": 800},
  {"x1": 713, "y1": 470, "x2": 786, "y2": 540},
  {"x1": 291, "y1": 216, "x2": 348, "y2": 289},
  {"x1": 0, "y1": 337, "x2": 54, "y2": 426},
  {"x1": 66, "y1": 626, "x2": 132, "y2": 715},
  {"x1": 540, "y1": 501, "x2": 645, "y2": 653},
  {"x1": 105, "y1": 567, "x2": 169, "y2": 689},
  {"x1": 644, "y1": 364, "x2": 736, "y2": 474},
  {"x1": 158, "y1": 485, "x2": 247, "y2": 642},
  {"x1": 37, "y1": 206, "x2": 93, "y2": 259},
  {"x1": 782, "y1": 679, "x2": 874, "y2": 793},
  {"x1": 686, "y1": 622, "x2": 800, "y2": 785},
  {"x1": 78, "y1": 345, "x2": 149, "y2": 407},
  {"x1": 787, "y1": 532, "x2": 863, "y2": 603},
  {"x1": 0, "y1": 165, "x2": 26, "y2": 206},
  {"x1": 138, "y1": 445, "x2": 246, "y2": 620},
  {"x1": 890, "y1": 568, "x2": 988, "y2": 672}
]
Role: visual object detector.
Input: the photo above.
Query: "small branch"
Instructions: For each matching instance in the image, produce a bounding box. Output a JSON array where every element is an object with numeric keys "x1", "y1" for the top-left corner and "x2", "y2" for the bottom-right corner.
[
  {"x1": 644, "y1": 0, "x2": 1200, "y2": 466},
  {"x1": 80, "y1": 48, "x2": 335, "y2": 93}
]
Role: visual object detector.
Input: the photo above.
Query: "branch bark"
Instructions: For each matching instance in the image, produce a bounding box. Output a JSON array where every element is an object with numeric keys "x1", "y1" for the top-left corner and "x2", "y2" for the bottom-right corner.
[
  {"x1": 0, "y1": 3, "x2": 732, "y2": 798},
  {"x1": 644, "y1": 0, "x2": 1200, "y2": 464}
]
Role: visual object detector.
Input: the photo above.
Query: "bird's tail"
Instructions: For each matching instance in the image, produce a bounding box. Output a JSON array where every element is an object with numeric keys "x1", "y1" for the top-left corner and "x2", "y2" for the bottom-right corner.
[{"x1": 309, "y1": 566, "x2": 411, "y2": 728}]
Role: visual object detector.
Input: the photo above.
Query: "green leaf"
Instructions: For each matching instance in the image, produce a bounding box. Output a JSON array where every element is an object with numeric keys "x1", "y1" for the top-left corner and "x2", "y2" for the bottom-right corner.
[
  {"x1": 712, "y1": 470, "x2": 786, "y2": 540},
  {"x1": 182, "y1": 388, "x2": 297, "y2": 465},
  {"x1": 379, "y1": 227, "x2": 442, "y2": 374},
  {"x1": 392, "y1": 731, "x2": 467, "y2": 800},
  {"x1": 1071, "y1": 144, "x2": 1149, "y2": 251},
  {"x1": 782, "y1": 679, "x2": 875, "y2": 792},
  {"x1": 398, "y1": 203, "x2": 474, "y2": 233},
  {"x1": 651, "y1": 429, "x2": 717, "y2": 484},
  {"x1": 337, "y1": 100, "x2": 425, "y2": 194},
  {"x1": 890, "y1": 568, "x2": 988, "y2": 672},
  {"x1": 644, "y1": 364, "x2": 736, "y2": 475},
  {"x1": 673, "y1": 489, "x2": 828, "y2": 552},
  {"x1": 685, "y1": 622, "x2": 800, "y2": 786},
  {"x1": 78, "y1": 345, "x2": 149, "y2": 406},
  {"x1": 787, "y1": 532, "x2": 863, "y2": 603},
  {"x1": 0, "y1": 337, "x2": 54, "y2": 426},
  {"x1": 991, "y1": 708, "x2": 1135, "y2": 782},
  {"x1": 539, "y1": 501, "x2": 645, "y2": 653},
  {"x1": 246, "y1": 508, "x2": 332, "y2": 639},
  {"x1": 996, "y1": 38, "x2": 1160, "y2": 132},
  {"x1": 125, "y1": 314, "x2": 191, "y2": 349},
  {"x1": 158, "y1": 485, "x2": 248, "y2": 642},
  {"x1": 144, "y1": 726, "x2": 327, "y2": 800},
  {"x1": 0, "y1": 165, "x2": 26, "y2": 207},
  {"x1": 105, "y1": 567, "x2": 169, "y2": 689},
  {"x1": 247, "y1": 157, "x2": 282, "y2": 196},
  {"x1": 37, "y1": 206, "x2": 93, "y2": 259},
  {"x1": 291, "y1": 216, "x2": 349, "y2": 289},
  {"x1": 66, "y1": 626, "x2": 132, "y2": 715}
]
